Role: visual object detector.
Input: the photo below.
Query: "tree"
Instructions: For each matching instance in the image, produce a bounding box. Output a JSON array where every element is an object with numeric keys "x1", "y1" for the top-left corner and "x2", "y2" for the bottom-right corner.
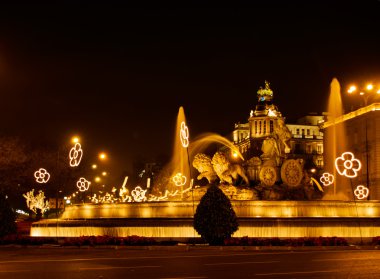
[
  {"x1": 194, "y1": 185, "x2": 239, "y2": 245},
  {"x1": 0, "y1": 191, "x2": 16, "y2": 237}
]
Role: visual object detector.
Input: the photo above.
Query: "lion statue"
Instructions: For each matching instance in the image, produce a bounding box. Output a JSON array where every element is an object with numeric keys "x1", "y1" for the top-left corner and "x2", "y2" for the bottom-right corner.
[
  {"x1": 211, "y1": 152, "x2": 249, "y2": 185},
  {"x1": 192, "y1": 153, "x2": 218, "y2": 183}
]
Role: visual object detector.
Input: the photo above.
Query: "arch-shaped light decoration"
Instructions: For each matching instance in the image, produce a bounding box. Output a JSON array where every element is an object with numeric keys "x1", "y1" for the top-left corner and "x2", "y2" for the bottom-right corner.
[
  {"x1": 320, "y1": 172, "x2": 334, "y2": 187},
  {"x1": 131, "y1": 186, "x2": 147, "y2": 202},
  {"x1": 69, "y1": 143, "x2": 83, "y2": 167},
  {"x1": 354, "y1": 185, "x2": 369, "y2": 200},
  {"x1": 310, "y1": 177, "x2": 323, "y2": 192},
  {"x1": 172, "y1": 172, "x2": 187, "y2": 186},
  {"x1": 335, "y1": 152, "x2": 361, "y2": 178},
  {"x1": 34, "y1": 168, "x2": 50, "y2": 183},
  {"x1": 180, "y1": 121, "x2": 189, "y2": 148},
  {"x1": 76, "y1": 177, "x2": 91, "y2": 192}
]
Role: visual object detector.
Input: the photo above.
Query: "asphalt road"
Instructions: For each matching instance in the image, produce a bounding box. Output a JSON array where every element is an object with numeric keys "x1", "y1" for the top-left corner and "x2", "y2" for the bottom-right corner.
[{"x1": 1, "y1": 247, "x2": 380, "y2": 278}]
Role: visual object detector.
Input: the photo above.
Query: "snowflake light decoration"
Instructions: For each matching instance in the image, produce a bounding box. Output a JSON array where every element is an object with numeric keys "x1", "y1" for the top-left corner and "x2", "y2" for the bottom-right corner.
[
  {"x1": 34, "y1": 168, "x2": 50, "y2": 183},
  {"x1": 320, "y1": 172, "x2": 334, "y2": 187},
  {"x1": 354, "y1": 185, "x2": 369, "y2": 200},
  {"x1": 69, "y1": 143, "x2": 83, "y2": 167},
  {"x1": 335, "y1": 152, "x2": 361, "y2": 178},
  {"x1": 172, "y1": 172, "x2": 187, "y2": 186},
  {"x1": 131, "y1": 186, "x2": 147, "y2": 202},
  {"x1": 76, "y1": 177, "x2": 91, "y2": 192},
  {"x1": 180, "y1": 121, "x2": 189, "y2": 148}
]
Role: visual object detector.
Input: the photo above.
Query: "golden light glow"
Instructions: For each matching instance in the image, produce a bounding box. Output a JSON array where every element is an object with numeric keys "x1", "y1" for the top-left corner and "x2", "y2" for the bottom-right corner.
[
  {"x1": 335, "y1": 152, "x2": 361, "y2": 178},
  {"x1": 311, "y1": 177, "x2": 323, "y2": 192},
  {"x1": 366, "y1": 84, "x2": 374, "y2": 90},
  {"x1": 92, "y1": 164, "x2": 97, "y2": 169},
  {"x1": 180, "y1": 121, "x2": 190, "y2": 148},
  {"x1": 347, "y1": 85, "x2": 357, "y2": 93},
  {"x1": 377, "y1": 89, "x2": 380, "y2": 94},
  {"x1": 102, "y1": 171, "x2": 107, "y2": 176},
  {"x1": 71, "y1": 136, "x2": 80, "y2": 143},
  {"x1": 95, "y1": 176, "x2": 101, "y2": 183},
  {"x1": 34, "y1": 168, "x2": 50, "y2": 183},
  {"x1": 320, "y1": 172, "x2": 334, "y2": 187},
  {"x1": 232, "y1": 151, "x2": 238, "y2": 158},
  {"x1": 131, "y1": 186, "x2": 147, "y2": 202},
  {"x1": 76, "y1": 177, "x2": 91, "y2": 192},
  {"x1": 69, "y1": 143, "x2": 83, "y2": 167},
  {"x1": 360, "y1": 91, "x2": 365, "y2": 96},
  {"x1": 267, "y1": 108, "x2": 277, "y2": 117},
  {"x1": 354, "y1": 185, "x2": 369, "y2": 200},
  {"x1": 172, "y1": 172, "x2": 187, "y2": 186},
  {"x1": 99, "y1": 152, "x2": 107, "y2": 160}
]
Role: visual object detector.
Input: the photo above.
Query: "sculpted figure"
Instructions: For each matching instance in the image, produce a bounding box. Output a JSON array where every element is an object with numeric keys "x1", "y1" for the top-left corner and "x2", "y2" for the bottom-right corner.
[
  {"x1": 261, "y1": 137, "x2": 281, "y2": 166},
  {"x1": 274, "y1": 118, "x2": 292, "y2": 154},
  {"x1": 192, "y1": 153, "x2": 218, "y2": 183},
  {"x1": 211, "y1": 152, "x2": 249, "y2": 185}
]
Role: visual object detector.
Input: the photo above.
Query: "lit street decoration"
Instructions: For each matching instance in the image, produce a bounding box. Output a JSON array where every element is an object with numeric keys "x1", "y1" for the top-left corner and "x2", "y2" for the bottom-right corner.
[
  {"x1": 69, "y1": 143, "x2": 83, "y2": 167},
  {"x1": 34, "y1": 168, "x2": 50, "y2": 183},
  {"x1": 320, "y1": 172, "x2": 334, "y2": 187},
  {"x1": 310, "y1": 177, "x2": 323, "y2": 192},
  {"x1": 23, "y1": 189, "x2": 49, "y2": 214},
  {"x1": 335, "y1": 152, "x2": 362, "y2": 178},
  {"x1": 180, "y1": 121, "x2": 189, "y2": 148},
  {"x1": 76, "y1": 177, "x2": 91, "y2": 192},
  {"x1": 131, "y1": 186, "x2": 147, "y2": 202},
  {"x1": 172, "y1": 172, "x2": 187, "y2": 186},
  {"x1": 354, "y1": 185, "x2": 369, "y2": 200}
]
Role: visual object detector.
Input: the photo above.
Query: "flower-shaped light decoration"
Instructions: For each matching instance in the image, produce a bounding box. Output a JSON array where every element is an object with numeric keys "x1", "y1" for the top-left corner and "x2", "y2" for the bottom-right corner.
[
  {"x1": 34, "y1": 168, "x2": 51, "y2": 183},
  {"x1": 180, "y1": 121, "x2": 189, "y2": 148},
  {"x1": 131, "y1": 186, "x2": 147, "y2": 202},
  {"x1": 172, "y1": 172, "x2": 187, "y2": 187},
  {"x1": 320, "y1": 172, "x2": 334, "y2": 187},
  {"x1": 354, "y1": 185, "x2": 369, "y2": 200},
  {"x1": 69, "y1": 143, "x2": 83, "y2": 167},
  {"x1": 335, "y1": 152, "x2": 362, "y2": 178},
  {"x1": 76, "y1": 177, "x2": 91, "y2": 192}
]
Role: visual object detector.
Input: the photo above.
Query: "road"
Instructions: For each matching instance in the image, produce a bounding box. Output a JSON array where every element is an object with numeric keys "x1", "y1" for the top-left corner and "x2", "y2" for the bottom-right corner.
[{"x1": 1, "y1": 246, "x2": 380, "y2": 278}]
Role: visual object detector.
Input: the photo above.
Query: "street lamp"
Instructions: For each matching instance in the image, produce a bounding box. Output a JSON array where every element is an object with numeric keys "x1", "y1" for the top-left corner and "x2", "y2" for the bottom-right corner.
[
  {"x1": 347, "y1": 82, "x2": 380, "y2": 196},
  {"x1": 99, "y1": 152, "x2": 107, "y2": 160},
  {"x1": 347, "y1": 83, "x2": 380, "y2": 106}
]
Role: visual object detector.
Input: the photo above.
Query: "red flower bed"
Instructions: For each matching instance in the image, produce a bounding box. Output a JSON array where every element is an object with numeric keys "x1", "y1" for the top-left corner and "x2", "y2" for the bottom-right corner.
[{"x1": 224, "y1": 236, "x2": 348, "y2": 246}]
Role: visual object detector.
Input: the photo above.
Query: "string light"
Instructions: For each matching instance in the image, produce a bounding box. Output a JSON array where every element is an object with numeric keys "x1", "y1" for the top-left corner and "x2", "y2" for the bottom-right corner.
[
  {"x1": 320, "y1": 172, "x2": 334, "y2": 187},
  {"x1": 69, "y1": 143, "x2": 83, "y2": 167},
  {"x1": 34, "y1": 168, "x2": 50, "y2": 183},
  {"x1": 131, "y1": 186, "x2": 147, "y2": 202},
  {"x1": 180, "y1": 121, "x2": 189, "y2": 148},
  {"x1": 354, "y1": 185, "x2": 369, "y2": 200},
  {"x1": 172, "y1": 172, "x2": 187, "y2": 186},
  {"x1": 335, "y1": 152, "x2": 361, "y2": 178},
  {"x1": 76, "y1": 177, "x2": 91, "y2": 192}
]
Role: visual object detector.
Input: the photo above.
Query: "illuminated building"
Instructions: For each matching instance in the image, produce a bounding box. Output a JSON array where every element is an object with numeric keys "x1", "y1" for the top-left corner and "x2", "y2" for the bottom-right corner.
[
  {"x1": 232, "y1": 81, "x2": 324, "y2": 169},
  {"x1": 323, "y1": 103, "x2": 380, "y2": 199}
]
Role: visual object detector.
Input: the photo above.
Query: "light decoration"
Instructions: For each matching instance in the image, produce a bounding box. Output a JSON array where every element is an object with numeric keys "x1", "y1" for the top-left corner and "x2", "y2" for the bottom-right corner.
[
  {"x1": 320, "y1": 172, "x2": 334, "y2": 187},
  {"x1": 180, "y1": 121, "x2": 189, "y2": 148},
  {"x1": 34, "y1": 168, "x2": 50, "y2": 183},
  {"x1": 23, "y1": 189, "x2": 49, "y2": 214},
  {"x1": 131, "y1": 186, "x2": 147, "y2": 202},
  {"x1": 76, "y1": 177, "x2": 91, "y2": 192},
  {"x1": 69, "y1": 143, "x2": 83, "y2": 167},
  {"x1": 354, "y1": 185, "x2": 369, "y2": 200},
  {"x1": 335, "y1": 152, "x2": 362, "y2": 178},
  {"x1": 172, "y1": 172, "x2": 187, "y2": 186}
]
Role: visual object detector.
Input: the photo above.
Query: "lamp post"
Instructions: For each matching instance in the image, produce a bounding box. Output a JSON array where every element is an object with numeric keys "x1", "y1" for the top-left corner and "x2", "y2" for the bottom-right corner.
[{"x1": 347, "y1": 83, "x2": 380, "y2": 196}]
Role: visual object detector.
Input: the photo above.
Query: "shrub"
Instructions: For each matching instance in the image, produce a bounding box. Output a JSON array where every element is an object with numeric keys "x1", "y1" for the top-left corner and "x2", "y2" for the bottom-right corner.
[
  {"x1": 0, "y1": 192, "x2": 16, "y2": 238},
  {"x1": 194, "y1": 185, "x2": 238, "y2": 245}
]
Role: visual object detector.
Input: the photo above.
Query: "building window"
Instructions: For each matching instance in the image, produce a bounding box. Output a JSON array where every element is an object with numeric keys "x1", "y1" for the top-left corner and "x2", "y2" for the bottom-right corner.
[
  {"x1": 296, "y1": 128, "x2": 300, "y2": 135},
  {"x1": 306, "y1": 144, "x2": 312, "y2": 154},
  {"x1": 317, "y1": 159, "x2": 323, "y2": 167},
  {"x1": 317, "y1": 144, "x2": 323, "y2": 154},
  {"x1": 255, "y1": 121, "x2": 257, "y2": 134},
  {"x1": 259, "y1": 121, "x2": 262, "y2": 134},
  {"x1": 263, "y1": 121, "x2": 267, "y2": 134},
  {"x1": 307, "y1": 129, "x2": 310, "y2": 136},
  {"x1": 301, "y1": 129, "x2": 305, "y2": 135},
  {"x1": 270, "y1": 120, "x2": 274, "y2": 133}
]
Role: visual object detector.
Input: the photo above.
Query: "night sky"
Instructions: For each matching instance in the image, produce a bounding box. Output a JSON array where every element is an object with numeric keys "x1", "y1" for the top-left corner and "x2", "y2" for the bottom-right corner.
[{"x1": 0, "y1": 4, "x2": 379, "y2": 179}]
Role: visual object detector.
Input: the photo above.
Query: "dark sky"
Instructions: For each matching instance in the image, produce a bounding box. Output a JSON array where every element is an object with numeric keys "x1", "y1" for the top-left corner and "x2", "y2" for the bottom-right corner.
[{"x1": 0, "y1": 4, "x2": 379, "y2": 178}]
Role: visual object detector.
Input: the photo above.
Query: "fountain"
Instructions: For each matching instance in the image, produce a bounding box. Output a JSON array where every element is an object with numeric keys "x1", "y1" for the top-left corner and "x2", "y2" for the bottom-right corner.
[
  {"x1": 323, "y1": 78, "x2": 351, "y2": 200},
  {"x1": 30, "y1": 82, "x2": 380, "y2": 241}
]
